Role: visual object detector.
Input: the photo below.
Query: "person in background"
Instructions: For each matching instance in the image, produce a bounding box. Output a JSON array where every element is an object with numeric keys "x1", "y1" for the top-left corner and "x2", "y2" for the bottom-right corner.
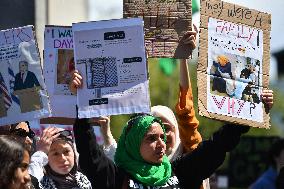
[
  {"x1": 0, "y1": 135, "x2": 31, "y2": 189},
  {"x1": 28, "y1": 127, "x2": 61, "y2": 182},
  {"x1": 29, "y1": 127, "x2": 92, "y2": 189},
  {"x1": 0, "y1": 121, "x2": 41, "y2": 189},
  {"x1": 9, "y1": 121, "x2": 36, "y2": 153},
  {"x1": 250, "y1": 138, "x2": 284, "y2": 189}
]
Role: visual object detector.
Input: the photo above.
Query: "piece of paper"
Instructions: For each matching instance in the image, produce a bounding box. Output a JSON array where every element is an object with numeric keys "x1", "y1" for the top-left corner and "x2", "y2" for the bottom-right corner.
[
  {"x1": 44, "y1": 26, "x2": 77, "y2": 118},
  {"x1": 123, "y1": 0, "x2": 192, "y2": 58},
  {"x1": 0, "y1": 25, "x2": 50, "y2": 126},
  {"x1": 73, "y1": 18, "x2": 150, "y2": 118}
]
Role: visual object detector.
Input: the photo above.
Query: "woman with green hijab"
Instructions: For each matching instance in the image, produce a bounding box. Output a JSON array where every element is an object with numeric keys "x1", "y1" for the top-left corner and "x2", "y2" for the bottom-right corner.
[
  {"x1": 114, "y1": 114, "x2": 171, "y2": 186},
  {"x1": 73, "y1": 114, "x2": 250, "y2": 189}
]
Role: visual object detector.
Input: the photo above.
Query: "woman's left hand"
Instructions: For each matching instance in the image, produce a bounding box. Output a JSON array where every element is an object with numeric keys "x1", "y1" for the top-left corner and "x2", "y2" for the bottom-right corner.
[{"x1": 180, "y1": 24, "x2": 198, "y2": 51}]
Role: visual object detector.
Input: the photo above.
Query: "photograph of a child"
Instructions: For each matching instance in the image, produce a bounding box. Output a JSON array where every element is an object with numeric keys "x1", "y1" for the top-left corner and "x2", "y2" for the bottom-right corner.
[{"x1": 57, "y1": 49, "x2": 75, "y2": 85}]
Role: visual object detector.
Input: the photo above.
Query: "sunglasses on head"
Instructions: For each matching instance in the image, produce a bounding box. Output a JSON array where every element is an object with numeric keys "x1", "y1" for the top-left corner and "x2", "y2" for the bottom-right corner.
[
  {"x1": 10, "y1": 128, "x2": 35, "y2": 139},
  {"x1": 58, "y1": 130, "x2": 73, "y2": 139}
]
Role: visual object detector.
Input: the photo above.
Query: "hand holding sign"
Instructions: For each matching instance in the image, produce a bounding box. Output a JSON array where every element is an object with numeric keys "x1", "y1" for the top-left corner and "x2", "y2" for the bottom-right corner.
[{"x1": 69, "y1": 70, "x2": 83, "y2": 95}]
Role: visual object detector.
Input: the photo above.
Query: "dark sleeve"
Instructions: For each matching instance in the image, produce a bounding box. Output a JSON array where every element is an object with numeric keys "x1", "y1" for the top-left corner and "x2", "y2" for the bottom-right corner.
[
  {"x1": 73, "y1": 118, "x2": 125, "y2": 189},
  {"x1": 30, "y1": 175, "x2": 41, "y2": 189},
  {"x1": 172, "y1": 124, "x2": 249, "y2": 189},
  {"x1": 14, "y1": 73, "x2": 20, "y2": 91},
  {"x1": 228, "y1": 63, "x2": 233, "y2": 78},
  {"x1": 31, "y1": 72, "x2": 40, "y2": 87},
  {"x1": 276, "y1": 167, "x2": 284, "y2": 189},
  {"x1": 212, "y1": 61, "x2": 218, "y2": 68}
]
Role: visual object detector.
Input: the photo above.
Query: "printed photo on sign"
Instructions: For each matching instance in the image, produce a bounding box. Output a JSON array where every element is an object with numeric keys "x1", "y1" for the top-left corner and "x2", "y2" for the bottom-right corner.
[
  {"x1": 73, "y1": 18, "x2": 150, "y2": 118},
  {"x1": 84, "y1": 57, "x2": 118, "y2": 89},
  {"x1": 44, "y1": 26, "x2": 77, "y2": 118},
  {"x1": 0, "y1": 26, "x2": 50, "y2": 126},
  {"x1": 209, "y1": 54, "x2": 261, "y2": 103},
  {"x1": 56, "y1": 49, "x2": 75, "y2": 92}
]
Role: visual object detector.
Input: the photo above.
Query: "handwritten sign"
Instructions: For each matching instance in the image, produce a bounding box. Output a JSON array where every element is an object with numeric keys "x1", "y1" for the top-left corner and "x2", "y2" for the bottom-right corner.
[
  {"x1": 0, "y1": 25, "x2": 50, "y2": 126},
  {"x1": 197, "y1": 0, "x2": 271, "y2": 128},
  {"x1": 124, "y1": 0, "x2": 192, "y2": 58},
  {"x1": 200, "y1": 0, "x2": 270, "y2": 30},
  {"x1": 43, "y1": 26, "x2": 77, "y2": 118},
  {"x1": 73, "y1": 18, "x2": 150, "y2": 118}
]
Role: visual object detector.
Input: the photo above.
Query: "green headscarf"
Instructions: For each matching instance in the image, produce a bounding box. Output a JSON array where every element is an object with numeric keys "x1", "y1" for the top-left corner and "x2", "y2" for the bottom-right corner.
[{"x1": 114, "y1": 115, "x2": 172, "y2": 186}]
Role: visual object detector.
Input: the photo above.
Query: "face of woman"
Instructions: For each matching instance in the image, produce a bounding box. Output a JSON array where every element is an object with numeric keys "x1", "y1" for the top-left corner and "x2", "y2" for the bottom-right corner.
[
  {"x1": 159, "y1": 117, "x2": 176, "y2": 156},
  {"x1": 140, "y1": 122, "x2": 166, "y2": 164},
  {"x1": 15, "y1": 122, "x2": 33, "y2": 150},
  {"x1": 48, "y1": 141, "x2": 75, "y2": 175},
  {"x1": 9, "y1": 150, "x2": 31, "y2": 189}
]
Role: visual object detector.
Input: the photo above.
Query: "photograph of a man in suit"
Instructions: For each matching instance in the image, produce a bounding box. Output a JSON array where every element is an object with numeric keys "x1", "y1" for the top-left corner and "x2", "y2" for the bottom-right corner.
[{"x1": 14, "y1": 61, "x2": 41, "y2": 91}]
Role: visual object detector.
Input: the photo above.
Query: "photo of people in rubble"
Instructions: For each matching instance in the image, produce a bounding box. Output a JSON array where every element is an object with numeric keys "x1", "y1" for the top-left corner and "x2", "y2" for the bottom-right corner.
[{"x1": 209, "y1": 53, "x2": 262, "y2": 104}]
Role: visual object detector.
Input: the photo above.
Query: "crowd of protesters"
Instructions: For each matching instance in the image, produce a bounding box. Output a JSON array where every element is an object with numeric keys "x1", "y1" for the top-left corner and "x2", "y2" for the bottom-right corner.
[{"x1": 0, "y1": 20, "x2": 277, "y2": 189}]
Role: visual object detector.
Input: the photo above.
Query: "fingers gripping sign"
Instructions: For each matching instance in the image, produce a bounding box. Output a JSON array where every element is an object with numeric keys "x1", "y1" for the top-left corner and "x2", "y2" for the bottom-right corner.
[{"x1": 69, "y1": 70, "x2": 83, "y2": 95}]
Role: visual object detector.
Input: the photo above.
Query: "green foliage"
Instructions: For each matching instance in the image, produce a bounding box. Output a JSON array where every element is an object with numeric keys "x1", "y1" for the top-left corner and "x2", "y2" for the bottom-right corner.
[
  {"x1": 192, "y1": 0, "x2": 199, "y2": 14},
  {"x1": 149, "y1": 58, "x2": 179, "y2": 107},
  {"x1": 110, "y1": 114, "x2": 130, "y2": 140}
]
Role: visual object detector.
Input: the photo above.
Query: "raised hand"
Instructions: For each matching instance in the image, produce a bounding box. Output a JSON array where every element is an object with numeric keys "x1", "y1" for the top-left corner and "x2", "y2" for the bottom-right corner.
[
  {"x1": 69, "y1": 70, "x2": 83, "y2": 95},
  {"x1": 261, "y1": 89, "x2": 273, "y2": 110},
  {"x1": 36, "y1": 127, "x2": 63, "y2": 154}
]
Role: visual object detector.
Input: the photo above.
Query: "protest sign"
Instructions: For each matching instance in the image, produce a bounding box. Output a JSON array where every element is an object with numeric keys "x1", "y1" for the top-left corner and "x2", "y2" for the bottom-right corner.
[
  {"x1": 124, "y1": 0, "x2": 192, "y2": 58},
  {"x1": 44, "y1": 26, "x2": 77, "y2": 118},
  {"x1": 0, "y1": 25, "x2": 50, "y2": 126},
  {"x1": 73, "y1": 18, "x2": 150, "y2": 118},
  {"x1": 197, "y1": 0, "x2": 271, "y2": 128}
]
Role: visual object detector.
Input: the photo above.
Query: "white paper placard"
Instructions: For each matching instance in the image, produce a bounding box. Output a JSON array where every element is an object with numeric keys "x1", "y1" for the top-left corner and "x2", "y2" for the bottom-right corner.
[
  {"x1": 207, "y1": 17, "x2": 263, "y2": 122},
  {"x1": 44, "y1": 26, "x2": 77, "y2": 118},
  {"x1": 73, "y1": 18, "x2": 150, "y2": 118},
  {"x1": 0, "y1": 25, "x2": 51, "y2": 126}
]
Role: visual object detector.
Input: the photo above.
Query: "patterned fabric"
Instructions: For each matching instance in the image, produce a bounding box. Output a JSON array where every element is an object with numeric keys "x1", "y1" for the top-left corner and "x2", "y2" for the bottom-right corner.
[
  {"x1": 127, "y1": 175, "x2": 181, "y2": 189},
  {"x1": 86, "y1": 57, "x2": 118, "y2": 89},
  {"x1": 0, "y1": 72, "x2": 12, "y2": 110},
  {"x1": 41, "y1": 171, "x2": 92, "y2": 189}
]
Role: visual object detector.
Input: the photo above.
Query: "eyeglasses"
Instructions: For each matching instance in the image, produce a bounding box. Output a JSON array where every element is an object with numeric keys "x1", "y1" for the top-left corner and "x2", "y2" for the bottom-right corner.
[{"x1": 10, "y1": 128, "x2": 35, "y2": 139}]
